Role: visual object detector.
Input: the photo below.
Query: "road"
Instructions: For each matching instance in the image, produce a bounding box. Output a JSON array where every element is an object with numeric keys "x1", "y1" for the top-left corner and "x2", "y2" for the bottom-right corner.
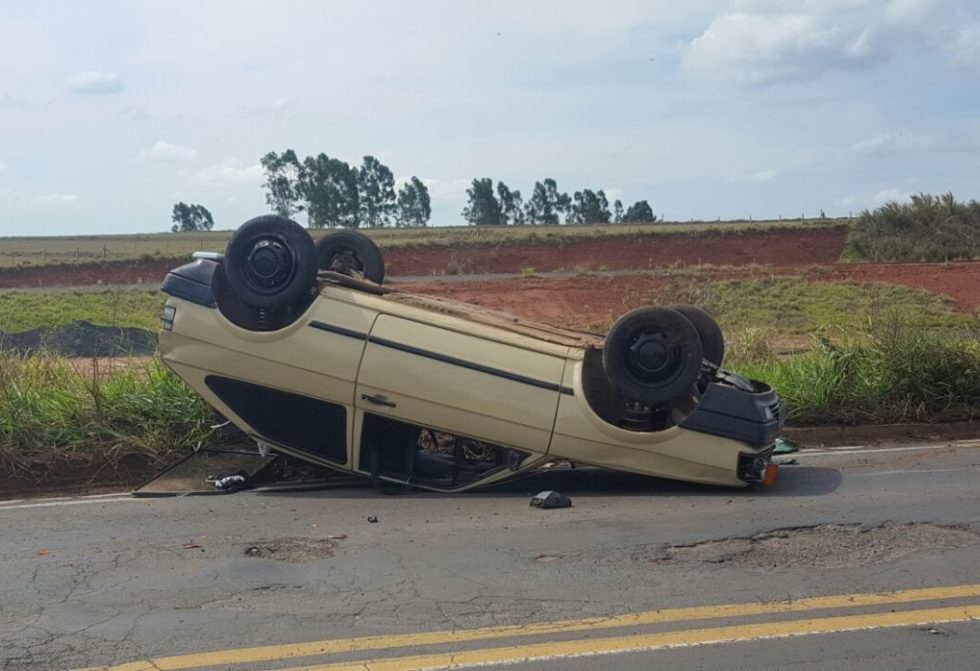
[{"x1": 1, "y1": 440, "x2": 979, "y2": 670}]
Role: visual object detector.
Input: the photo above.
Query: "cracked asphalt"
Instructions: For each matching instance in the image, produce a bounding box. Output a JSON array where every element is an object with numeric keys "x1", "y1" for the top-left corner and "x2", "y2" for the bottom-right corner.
[{"x1": 1, "y1": 441, "x2": 979, "y2": 670}]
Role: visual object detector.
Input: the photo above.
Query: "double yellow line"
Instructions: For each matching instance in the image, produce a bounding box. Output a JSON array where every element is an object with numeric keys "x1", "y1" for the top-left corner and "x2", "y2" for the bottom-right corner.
[{"x1": 77, "y1": 584, "x2": 980, "y2": 671}]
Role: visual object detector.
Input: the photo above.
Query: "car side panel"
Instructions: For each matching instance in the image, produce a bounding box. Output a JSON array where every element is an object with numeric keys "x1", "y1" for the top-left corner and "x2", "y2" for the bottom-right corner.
[
  {"x1": 355, "y1": 314, "x2": 566, "y2": 453},
  {"x1": 159, "y1": 295, "x2": 378, "y2": 468},
  {"x1": 549, "y1": 359, "x2": 748, "y2": 486}
]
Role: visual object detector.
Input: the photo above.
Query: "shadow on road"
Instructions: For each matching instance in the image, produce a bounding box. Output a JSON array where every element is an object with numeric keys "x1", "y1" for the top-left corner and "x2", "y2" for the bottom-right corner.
[{"x1": 258, "y1": 465, "x2": 842, "y2": 501}]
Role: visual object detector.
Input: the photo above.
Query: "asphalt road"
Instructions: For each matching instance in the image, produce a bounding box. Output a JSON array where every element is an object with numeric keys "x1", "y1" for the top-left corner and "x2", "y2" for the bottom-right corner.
[{"x1": 1, "y1": 439, "x2": 979, "y2": 671}]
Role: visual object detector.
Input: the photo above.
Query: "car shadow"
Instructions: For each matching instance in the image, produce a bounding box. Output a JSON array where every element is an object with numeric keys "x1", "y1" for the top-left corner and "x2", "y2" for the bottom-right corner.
[{"x1": 259, "y1": 464, "x2": 842, "y2": 500}]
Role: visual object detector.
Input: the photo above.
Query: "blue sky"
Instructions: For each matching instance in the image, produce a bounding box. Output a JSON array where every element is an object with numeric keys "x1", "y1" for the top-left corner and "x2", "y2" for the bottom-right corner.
[{"x1": 1, "y1": 0, "x2": 978, "y2": 235}]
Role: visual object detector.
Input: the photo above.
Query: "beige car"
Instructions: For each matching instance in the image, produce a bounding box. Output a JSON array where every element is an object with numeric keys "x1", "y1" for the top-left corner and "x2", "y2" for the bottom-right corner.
[{"x1": 159, "y1": 216, "x2": 782, "y2": 492}]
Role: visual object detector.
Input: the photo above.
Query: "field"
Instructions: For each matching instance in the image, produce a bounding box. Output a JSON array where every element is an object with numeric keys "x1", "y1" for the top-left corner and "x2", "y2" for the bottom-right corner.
[
  {"x1": 0, "y1": 218, "x2": 844, "y2": 269},
  {"x1": 2, "y1": 218, "x2": 979, "y2": 490}
]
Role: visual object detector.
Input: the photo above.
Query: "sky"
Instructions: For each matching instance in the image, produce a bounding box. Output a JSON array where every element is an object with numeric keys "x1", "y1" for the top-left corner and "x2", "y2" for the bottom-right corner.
[{"x1": 0, "y1": 0, "x2": 978, "y2": 236}]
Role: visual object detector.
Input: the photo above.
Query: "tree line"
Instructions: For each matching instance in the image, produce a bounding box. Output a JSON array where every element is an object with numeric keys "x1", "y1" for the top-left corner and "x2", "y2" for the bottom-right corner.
[
  {"x1": 169, "y1": 151, "x2": 658, "y2": 231},
  {"x1": 461, "y1": 177, "x2": 656, "y2": 226},
  {"x1": 260, "y1": 150, "x2": 430, "y2": 228}
]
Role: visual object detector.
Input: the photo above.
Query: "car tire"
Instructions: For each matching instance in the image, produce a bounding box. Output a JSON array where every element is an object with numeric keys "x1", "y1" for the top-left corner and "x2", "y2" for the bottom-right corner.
[
  {"x1": 673, "y1": 304, "x2": 724, "y2": 367},
  {"x1": 222, "y1": 215, "x2": 317, "y2": 310},
  {"x1": 602, "y1": 307, "x2": 703, "y2": 406},
  {"x1": 315, "y1": 230, "x2": 385, "y2": 284}
]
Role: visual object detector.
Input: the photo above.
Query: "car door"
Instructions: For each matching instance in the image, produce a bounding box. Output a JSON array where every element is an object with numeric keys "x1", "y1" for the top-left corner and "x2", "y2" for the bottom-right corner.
[{"x1": 354, "y1": 313, "x2": 567, "y2": 455}]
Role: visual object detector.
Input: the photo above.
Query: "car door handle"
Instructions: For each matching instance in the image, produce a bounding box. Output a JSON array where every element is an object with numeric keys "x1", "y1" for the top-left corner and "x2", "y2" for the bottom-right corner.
[{"x1": 361, "y1": 393, "x2": 397, "y2": 408}]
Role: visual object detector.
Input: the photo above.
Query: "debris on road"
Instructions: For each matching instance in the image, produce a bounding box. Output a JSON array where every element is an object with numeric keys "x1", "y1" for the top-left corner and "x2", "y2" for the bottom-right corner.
[
  {"x1": 530, "y1": 491, "x2": 572, "y2": 509},
  {"x1": 773, "y1": 437, "x2": 800, "y2": 454},
  {"x1": 367, "y1": 516, "x2": 379, "y2": 523},
  {"x1": 210, "y1": 473, "x2": 250, "y2": 492}
]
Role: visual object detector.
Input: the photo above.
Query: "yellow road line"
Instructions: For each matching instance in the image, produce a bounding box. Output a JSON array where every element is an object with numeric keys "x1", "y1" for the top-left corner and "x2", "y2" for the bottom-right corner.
[
  {"x1": 287, "y1": 604, "x2": 980, "y2": 671},
  {"x1": 78, "y1": 583, "x2": 980, "y2": 671}
]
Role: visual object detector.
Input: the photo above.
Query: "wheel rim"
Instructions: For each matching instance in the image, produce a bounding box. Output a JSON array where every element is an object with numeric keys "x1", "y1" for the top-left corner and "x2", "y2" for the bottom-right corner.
[
  {"x1": 242, "y1": 237, "x2": 296, "y2": 293},
  {"x1": 626, "y1": 330, "x2": 680, "y2": 383},
  {"x1": 326, "y1": 246, "x2": 365, "y2": 275}
]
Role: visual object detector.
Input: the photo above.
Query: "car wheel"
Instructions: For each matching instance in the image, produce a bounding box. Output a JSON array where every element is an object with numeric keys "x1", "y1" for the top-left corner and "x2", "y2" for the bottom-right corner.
[
  {"x1": 316, "y1": 230, "x2": 385, "y2": 284},
  {"x1": 222, "y1": 215, "x2": 317, "y2": 310},
  {"x1": 602, "y1": 307, "x2": 703, "y2": 405},
  {"x1": 673, "y1": 304, "x2": 724, "y2": 367}
]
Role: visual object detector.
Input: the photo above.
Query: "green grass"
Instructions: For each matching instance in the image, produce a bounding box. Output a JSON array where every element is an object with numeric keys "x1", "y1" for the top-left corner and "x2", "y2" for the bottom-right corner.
[
  {"x1": 735, "y1": 321, "x2": 980, "y2": 425},
  {"x1": 0, "y1": 290, "x2": 167, "y2": 332},
  {"x1": 0, "y1": 355, "x2": 218, "y2": 476},
  {"x1": 0, "y1": 218, "x2": 847, "y2": 269},
  {"x1": 665, "y1": 276, "x2": 970, "y2": 336}
]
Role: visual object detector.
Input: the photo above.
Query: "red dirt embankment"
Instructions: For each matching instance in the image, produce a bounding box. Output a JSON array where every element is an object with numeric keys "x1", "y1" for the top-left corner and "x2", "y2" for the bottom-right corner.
[
  {"x1": 383, "y1": 228, "x2": 848, "y2": 276},
  {"x1": 403, "y1": 261, "x2": 980, "y2": 325},
  {"x1": 0, "y1": 228, "x2": 847, "y2": 289}
]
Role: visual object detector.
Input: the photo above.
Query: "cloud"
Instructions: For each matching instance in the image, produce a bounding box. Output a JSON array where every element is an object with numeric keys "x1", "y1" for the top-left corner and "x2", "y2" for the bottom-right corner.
[
  {"x1": 948, "y1": 23, "x2": 980, "y2": 71},
  {"x1": 838, "y1": 195, "x2": 859, "y2": 206},
  {"x1": 727, "y1": 169, "x2": 778, "y2": 183},
  {"x1": 682, "y1": 12, "x2": 880, "y2": 85},
  {"x1": 401, "y1": 177, "x2": 470, "y2": 201},
  {"x1": 0, "y1": 160, "x2": 7, "y2": 172},
  {"x1": 119, "y1": 105, "x2": 150, "y2": 121},
  {"x1": 871, "y1": 187, "x2": 909, "y2": 205},
  {"x1": 194, "y1": 159, "x2": 263, "y2": 185},
  {"x1": 30, "y1": 193, "x2": 79, "y2": 208},
  {"x1": 138, "y1": 141, "x2": 197, "y2": 163},
  {"x1": 68, "y1": 71, "x2": 125, "y2": 95}
]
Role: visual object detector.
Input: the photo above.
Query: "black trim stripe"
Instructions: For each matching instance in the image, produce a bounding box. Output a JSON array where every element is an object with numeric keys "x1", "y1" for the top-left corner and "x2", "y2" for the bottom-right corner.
[
  {"x1": 369, "y1": 335, "x2": 563, "y2": 393},
  {"x1": 309, "y1": 321, "x2": 368, "y2": 340},
  {"x1": 561, "y1": 386, "x2": 575, "y2": 396}
]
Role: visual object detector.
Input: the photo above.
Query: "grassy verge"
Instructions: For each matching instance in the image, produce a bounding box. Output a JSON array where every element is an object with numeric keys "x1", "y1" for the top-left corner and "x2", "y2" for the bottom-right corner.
[
  {"x1": 594, "y1": 272, "x2": 974, "y2": 339},
  {"x1": 0, "y1": 290, "x2": 166, "y2": 332},
  {"x1": 734, "y1": 321, "x2": 980, "y2": 425},
  {"x1": 0, "y1": 355, "x2": 217, "y2": 478},
  {"x1": 0, "y1": 218, "x2": 846, "y2": 268}
]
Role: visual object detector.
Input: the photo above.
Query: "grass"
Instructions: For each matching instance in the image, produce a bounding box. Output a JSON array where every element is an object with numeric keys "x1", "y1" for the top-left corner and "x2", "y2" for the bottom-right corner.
[
  {"x1": 0, "y1": 355, "x2": 217, "y2": 477},
  {"x1": 735, "y1": 316, "x2": 980, "y2": 425},
  {"x1": 0, "y1": 290, "x2": 166, "y2": 332},
  {"x1": 0, "y1": 218, "x2": 847, "y2": 269},
  {"x1": 663, "y1": 276, "x2": 970, "y2": 336}
]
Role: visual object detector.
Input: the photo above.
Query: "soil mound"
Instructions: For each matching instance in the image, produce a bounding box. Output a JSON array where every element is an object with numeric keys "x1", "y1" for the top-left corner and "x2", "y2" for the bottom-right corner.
[{"x1": 0, "y1": 320, "x2": 157, "y2": 357}]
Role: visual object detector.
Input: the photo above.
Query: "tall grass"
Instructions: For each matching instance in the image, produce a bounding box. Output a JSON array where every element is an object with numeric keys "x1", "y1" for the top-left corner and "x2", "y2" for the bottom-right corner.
[
  {"x1": 844, "y1": 192, "x2": 980, "y2": 262},
  {"x1": 0, "y1": 354, "x2": 217, "y2": 478},
  {"x1": 733, "y1": 316, "x2": 980, "y2": 425}
]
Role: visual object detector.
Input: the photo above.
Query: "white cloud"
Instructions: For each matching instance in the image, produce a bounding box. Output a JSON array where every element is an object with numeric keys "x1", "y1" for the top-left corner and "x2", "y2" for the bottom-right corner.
[
  {"x1": 68, "y1": 70, "x2": 125, "y2": 95},
  {"x1": 30, "y1": 193, "x2": 79, "y2": 208},
  {"x1": 402, "y1": 177, "x2": 470, "y2": 201},
  {"x1": 603, "y1": 187, "x2": 625, "y2": 202},
  {"x1": 0, "y1": 160, "x2": 7, "y2": 172},
  {"x1": 138, "y1": 141, "x2": 198, "y2": 163},
  {"x1": 871, "y1": 188, "x2": 909, "y2": 205},
  {"x1": 683, "y1": 12, "x2": 878, "y2": 85},
  {"x1": 194, "y1": 159, "x2": 263, "y2": 185},
  {"x1": 727, "y1": 169, "x2": 778, "y2": 183},
  {"x1": 949, "y1": 23, "x2": 980, "y2": 71}
]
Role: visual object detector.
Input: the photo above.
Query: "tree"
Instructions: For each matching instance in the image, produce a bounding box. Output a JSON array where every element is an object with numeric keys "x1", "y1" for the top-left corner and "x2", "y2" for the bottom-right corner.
[
  {"x1": 170, "y1": 202, "x2": 214, "y2": 232},
  {"x1": 569, "y1": 189, "x2": 611, "y2": 224},
  {"x1": 497, "y1": 182, "x2": 524, "y2": 225},
  {"x1": 297, "y1": 154, "x2": 360, "y2": 228},
  {"x1": 613, "y1": 199, "x2": 624, "y2": 224},
  {"x1": 356, "y1": 155, "x2": 397, "y2": 228},
  {"x1": 623, "y1": 200, "x2": 656, "y2": 223},
  {"x1": 260, "y1": 150, "x2": 303, "y2": 217},
  {"x1": 395, "y1": 176, "x2": 431, "y2": 227},
  {"x1": 462, "y1": 178, "x2": 505, "y2": 225},
  {"x1": 524, "y1": 178, "x2": 570, "y2": 225}
]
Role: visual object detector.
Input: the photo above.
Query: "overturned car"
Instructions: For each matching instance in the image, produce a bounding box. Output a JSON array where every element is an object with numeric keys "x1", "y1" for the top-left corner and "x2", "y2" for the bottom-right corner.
[{"x1": 159, "y1": 216, "x2": 783, "y2": 492}]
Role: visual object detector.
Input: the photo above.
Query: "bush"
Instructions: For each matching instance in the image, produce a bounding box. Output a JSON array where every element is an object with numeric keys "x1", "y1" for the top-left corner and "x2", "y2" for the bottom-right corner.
[{"x1": 845, "y1": 192, "x2": 980, "y2": 262}]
